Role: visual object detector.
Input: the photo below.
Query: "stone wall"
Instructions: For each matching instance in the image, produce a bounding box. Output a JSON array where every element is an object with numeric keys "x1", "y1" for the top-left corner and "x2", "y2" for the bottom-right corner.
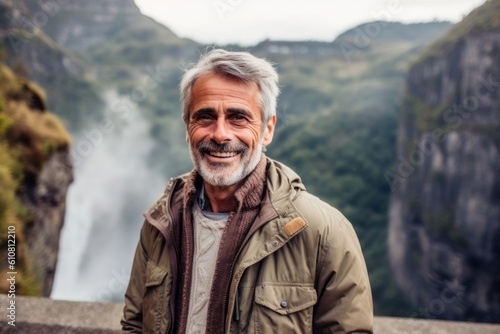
[{"x1": 1, "y1": 295, "x2": 500, "y2": 333}]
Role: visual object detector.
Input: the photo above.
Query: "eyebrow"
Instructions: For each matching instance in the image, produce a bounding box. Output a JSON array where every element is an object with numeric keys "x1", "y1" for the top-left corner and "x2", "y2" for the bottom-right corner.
[
  {"x1": 191, "y1": 107, "x2": 253, "y2": 119},
  {"x1": 226, "y1": 108, "x2": 252, "y2": 118},
  {"x1": 191, "y1": 108, "x2": 216, "y2": 119}
]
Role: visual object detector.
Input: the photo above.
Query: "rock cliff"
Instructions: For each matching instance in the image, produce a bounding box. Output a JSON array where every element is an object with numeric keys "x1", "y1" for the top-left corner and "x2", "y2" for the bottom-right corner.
[
  {"x1": 0, "y1": 63, "x2": 72, "y2": 296},
  {"x1": 388, "y1": 0, "x2": 500, "y2": 322}
]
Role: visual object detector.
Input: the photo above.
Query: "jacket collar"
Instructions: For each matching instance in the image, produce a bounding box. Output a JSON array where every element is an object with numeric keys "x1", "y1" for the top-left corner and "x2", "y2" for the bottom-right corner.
[{"x1": 145, "y1": 157, "x2": 308, "y2": 243}]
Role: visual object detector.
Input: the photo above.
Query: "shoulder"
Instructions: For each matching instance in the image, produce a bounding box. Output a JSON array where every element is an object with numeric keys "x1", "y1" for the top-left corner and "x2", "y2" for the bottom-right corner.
[
  {"x1": 293, "y1": 191, "x2": 359, "y2": 247},
  {"x1": 266, "y1": 158, "x2": 363, "y2": 262},
  {"x1": 292, "y1": 191, "x2": 368, "y2": 295},
  {"x1": 266, "y1": 158, "x2": 356, "y2": 241}
]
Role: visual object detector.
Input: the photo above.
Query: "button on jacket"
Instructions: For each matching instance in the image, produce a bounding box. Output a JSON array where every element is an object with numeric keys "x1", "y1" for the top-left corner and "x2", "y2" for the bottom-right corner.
[{"x1": 121, "y1": 158, "x2": 374, "y2": 333}]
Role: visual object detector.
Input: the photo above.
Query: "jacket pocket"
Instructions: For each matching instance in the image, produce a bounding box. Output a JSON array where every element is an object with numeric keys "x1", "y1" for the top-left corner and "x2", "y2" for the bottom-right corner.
[
  {"x1": 254, "y1": 284, "x2": 317, "y2": 334},
  {"x1": 143, "y1": 261, "x2": 171, "y2": 334}
]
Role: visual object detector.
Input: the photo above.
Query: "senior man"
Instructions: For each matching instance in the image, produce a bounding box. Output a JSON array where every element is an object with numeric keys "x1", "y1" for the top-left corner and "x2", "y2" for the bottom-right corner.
[{"x1": 122, "y1": 49, "x2": 373, "y2": 333}]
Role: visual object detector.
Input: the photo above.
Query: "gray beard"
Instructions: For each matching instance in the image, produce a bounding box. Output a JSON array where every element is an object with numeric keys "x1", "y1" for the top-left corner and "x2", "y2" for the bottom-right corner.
[{"x1": 189, "y1": 142, "x2": 263, "y2": 187}]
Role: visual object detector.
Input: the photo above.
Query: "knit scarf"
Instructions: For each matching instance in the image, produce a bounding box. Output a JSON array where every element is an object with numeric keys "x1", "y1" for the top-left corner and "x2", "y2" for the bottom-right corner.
[{"x1": 175, "y1": 155, "x2": 268, "y2": 334}]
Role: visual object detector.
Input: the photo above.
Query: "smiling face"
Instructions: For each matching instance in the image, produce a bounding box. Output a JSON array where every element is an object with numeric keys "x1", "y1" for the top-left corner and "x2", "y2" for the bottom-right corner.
[{"x1": 187, "y1": 73, "x2": 276, "y2": 187}]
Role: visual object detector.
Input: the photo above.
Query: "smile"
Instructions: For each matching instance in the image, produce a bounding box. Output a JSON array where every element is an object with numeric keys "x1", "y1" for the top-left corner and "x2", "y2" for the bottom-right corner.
[{"x1": 206, "y1": 151, "x2": 239, "y2": 158}]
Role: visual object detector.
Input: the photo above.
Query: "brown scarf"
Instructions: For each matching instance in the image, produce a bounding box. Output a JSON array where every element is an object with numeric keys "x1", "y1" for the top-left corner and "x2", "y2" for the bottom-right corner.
[{"x1": 175, "y1": 155, "x2": 268, "y2": 334}]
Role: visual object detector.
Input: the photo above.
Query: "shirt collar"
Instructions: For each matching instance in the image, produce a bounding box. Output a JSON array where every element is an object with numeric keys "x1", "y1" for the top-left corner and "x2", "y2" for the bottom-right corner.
[{"x1": 197, "y1": 182, "x2": 230, "y2": 220}]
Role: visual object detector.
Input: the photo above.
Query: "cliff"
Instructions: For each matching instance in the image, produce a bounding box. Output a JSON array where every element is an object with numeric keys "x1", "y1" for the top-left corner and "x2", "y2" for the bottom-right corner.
[
  {"x1": 0, "y1": 0, "x2": 103, "y2": 130},
  {"x1": 388, "y1": 0, "x2": 500, "y2": 322},
  {"x1": 0, "y1": 64, "x2": 73, "y2": 296}
]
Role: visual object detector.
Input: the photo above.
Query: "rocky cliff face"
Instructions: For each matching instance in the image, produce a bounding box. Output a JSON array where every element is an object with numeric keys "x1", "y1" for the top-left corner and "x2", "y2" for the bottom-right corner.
[
  {"x1": 0, "y1": 64, "x2": 73, "y2": 296},
  {"x1": 388, "y1": 0, "x2": 500, "y2": 322},
  {"x1": 20, "y1": 150, "x2": 73, "y2": 296}
]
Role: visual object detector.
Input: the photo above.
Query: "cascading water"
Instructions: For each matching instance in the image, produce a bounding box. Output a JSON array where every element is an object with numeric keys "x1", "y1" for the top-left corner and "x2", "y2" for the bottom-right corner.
[{"x1": 51, "y1": 92, "x2": 167, "y2": 302}]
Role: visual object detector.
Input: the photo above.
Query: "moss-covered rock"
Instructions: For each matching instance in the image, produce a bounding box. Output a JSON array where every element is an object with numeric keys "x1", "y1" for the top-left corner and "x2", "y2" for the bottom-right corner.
[{"x1": 0, "y1": 64, "x2": 71, "y2": 296}]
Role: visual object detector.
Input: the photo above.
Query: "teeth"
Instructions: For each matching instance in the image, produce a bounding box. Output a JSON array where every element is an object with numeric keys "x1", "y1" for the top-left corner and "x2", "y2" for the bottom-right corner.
[{"x1": 209, "y1": 151, "x2": 237, "y2": 158}]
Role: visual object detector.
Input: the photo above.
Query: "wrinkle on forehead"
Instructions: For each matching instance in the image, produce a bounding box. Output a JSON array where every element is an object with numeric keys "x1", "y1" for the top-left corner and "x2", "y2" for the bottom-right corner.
[{"x1": 190, "y1": 73, "x2": 261, "y2": 118}]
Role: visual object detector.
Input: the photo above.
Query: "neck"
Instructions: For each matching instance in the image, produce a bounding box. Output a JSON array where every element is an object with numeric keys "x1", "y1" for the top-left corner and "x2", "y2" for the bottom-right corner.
[{"x1": 203, "y1": 181, "x2": 239, "y2": 213}]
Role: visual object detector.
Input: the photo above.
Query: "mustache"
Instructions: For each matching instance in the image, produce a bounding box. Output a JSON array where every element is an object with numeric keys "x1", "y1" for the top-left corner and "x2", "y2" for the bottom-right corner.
[{"x1": 197, "y1": 140, "x2": 248, "y2": 153}]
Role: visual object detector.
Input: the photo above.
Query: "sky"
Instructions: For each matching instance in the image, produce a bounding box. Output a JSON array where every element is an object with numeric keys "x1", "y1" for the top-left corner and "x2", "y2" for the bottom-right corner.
[{"x1": 134, "y1": 0, "x2": 486, "y2": 46}]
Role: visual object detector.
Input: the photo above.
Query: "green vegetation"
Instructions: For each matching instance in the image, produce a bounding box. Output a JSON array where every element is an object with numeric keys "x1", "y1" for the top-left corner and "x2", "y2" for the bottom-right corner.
[
  {"x1": 404, "y1": 94, "x2": 451, "y2": 131},
  {"x1": 0, "y1": 64, "x2": 70, "y2": 295}
]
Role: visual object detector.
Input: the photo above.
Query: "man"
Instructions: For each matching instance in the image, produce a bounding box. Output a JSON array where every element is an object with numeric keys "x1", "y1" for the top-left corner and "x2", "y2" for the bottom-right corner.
[{"x1": 122, "y1": 49, "x2": 373, "y2": 333}]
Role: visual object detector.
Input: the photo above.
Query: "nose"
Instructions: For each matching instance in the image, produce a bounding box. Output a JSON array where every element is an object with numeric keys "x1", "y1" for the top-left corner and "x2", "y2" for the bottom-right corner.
[{"x1": 211, "y1": 117, "x2": 232, "y2": 144}]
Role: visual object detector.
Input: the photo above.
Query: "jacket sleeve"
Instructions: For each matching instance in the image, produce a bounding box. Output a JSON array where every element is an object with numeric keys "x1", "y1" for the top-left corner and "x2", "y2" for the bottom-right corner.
[
  {"x1": 313, "y1": 215, "x2": 374, "y2": 334},
  {"x1": 121, "y1": 221, "x2": 150, "y2": 333}
]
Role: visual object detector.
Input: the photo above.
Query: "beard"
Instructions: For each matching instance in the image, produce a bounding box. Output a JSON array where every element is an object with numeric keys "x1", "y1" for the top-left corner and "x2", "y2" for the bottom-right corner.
[{"x1": 189, "y1": 139, "x2": 263, "y2": 187}]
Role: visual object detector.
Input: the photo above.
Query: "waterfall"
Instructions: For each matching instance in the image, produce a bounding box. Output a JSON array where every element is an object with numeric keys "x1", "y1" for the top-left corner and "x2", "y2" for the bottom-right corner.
[{"x1": 51, "y1": 91, "x2": 167, "y2": 302}]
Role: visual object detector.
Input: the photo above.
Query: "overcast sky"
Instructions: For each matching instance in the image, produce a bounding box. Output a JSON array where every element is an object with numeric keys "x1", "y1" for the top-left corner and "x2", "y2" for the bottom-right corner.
[{"x1": 134, "y1": 0, "x2": 486, "y2": 46}]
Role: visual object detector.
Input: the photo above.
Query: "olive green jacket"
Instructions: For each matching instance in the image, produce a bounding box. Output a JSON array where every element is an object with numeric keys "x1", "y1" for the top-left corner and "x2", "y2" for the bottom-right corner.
[{"x1": 121, "y1": 159, "x2": 373, "y2": 333}]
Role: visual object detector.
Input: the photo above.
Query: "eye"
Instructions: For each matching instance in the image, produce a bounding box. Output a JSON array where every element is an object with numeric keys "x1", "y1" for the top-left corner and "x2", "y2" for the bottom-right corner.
[
  {"x1": 230, "y1": 114, "x2": 246, "y2": 122},
  {"x1": 194, "y1": 113, "x2": 214, "y2": 122}
]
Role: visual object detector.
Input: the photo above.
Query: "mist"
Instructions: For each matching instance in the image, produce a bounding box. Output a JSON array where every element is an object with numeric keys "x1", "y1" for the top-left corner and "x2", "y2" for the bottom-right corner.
[{"x1": 51, "y1": 92, "x2": 167, "y2": 302}]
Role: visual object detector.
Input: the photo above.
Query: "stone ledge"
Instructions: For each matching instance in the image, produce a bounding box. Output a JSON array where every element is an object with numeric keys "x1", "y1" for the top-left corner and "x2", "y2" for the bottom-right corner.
[
  {"x1": 1, "y1": 295, "x2": 122, "y2": 333},
  {"x1": 1, "y1": 295, "x2": 500, "y2": 333}
]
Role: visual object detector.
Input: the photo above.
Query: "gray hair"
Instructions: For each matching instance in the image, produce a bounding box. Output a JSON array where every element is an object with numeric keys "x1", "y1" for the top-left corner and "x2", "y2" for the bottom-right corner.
[{"x1": 180, "y1": 49, "x2": 280, "y2": 125}]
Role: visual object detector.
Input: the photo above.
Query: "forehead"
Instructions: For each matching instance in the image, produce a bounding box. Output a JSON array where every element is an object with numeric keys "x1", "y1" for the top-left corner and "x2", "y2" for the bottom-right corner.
[{"x1": 190, "y1": 73, "x2": 260, "y2": 107}]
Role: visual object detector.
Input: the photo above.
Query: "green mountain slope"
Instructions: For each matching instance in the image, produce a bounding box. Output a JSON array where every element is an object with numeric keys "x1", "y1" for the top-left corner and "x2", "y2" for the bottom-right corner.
[{"x1": 0, "y1": 0, "x2": 103, "y2": 131}]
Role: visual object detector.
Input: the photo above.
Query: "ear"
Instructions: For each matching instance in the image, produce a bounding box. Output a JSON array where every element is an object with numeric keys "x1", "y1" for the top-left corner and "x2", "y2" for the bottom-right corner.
[
  {"x1": 262, "y1": 115, "x2": 276, "y2": 146},
  {"x1": 185, "y1": 131, "x2": 190, "y2": 144}
]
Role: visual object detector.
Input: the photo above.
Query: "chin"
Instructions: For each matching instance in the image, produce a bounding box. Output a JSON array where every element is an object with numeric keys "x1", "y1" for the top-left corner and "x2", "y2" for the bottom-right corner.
[{"x1": 199, "y1": 165, "x2": 245, "y2": 187}]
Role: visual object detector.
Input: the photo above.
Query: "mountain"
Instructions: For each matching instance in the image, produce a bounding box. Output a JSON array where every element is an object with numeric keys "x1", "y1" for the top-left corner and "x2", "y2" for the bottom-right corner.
[
  {"x1": 388, "y1": 0, "x2": 500, "y2": 322},
  {"x1": 0, "y1": 0, "x2": 103, "y2": 130}
]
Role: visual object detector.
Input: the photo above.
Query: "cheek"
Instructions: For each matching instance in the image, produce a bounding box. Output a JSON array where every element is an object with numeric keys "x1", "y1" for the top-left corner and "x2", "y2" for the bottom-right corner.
[
  {"x1": 245, "y1": 125, "x2": 264, "y2": 146},
  {"x1": 187, "y1": 124, "x2": 205, "y2": 142}
]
